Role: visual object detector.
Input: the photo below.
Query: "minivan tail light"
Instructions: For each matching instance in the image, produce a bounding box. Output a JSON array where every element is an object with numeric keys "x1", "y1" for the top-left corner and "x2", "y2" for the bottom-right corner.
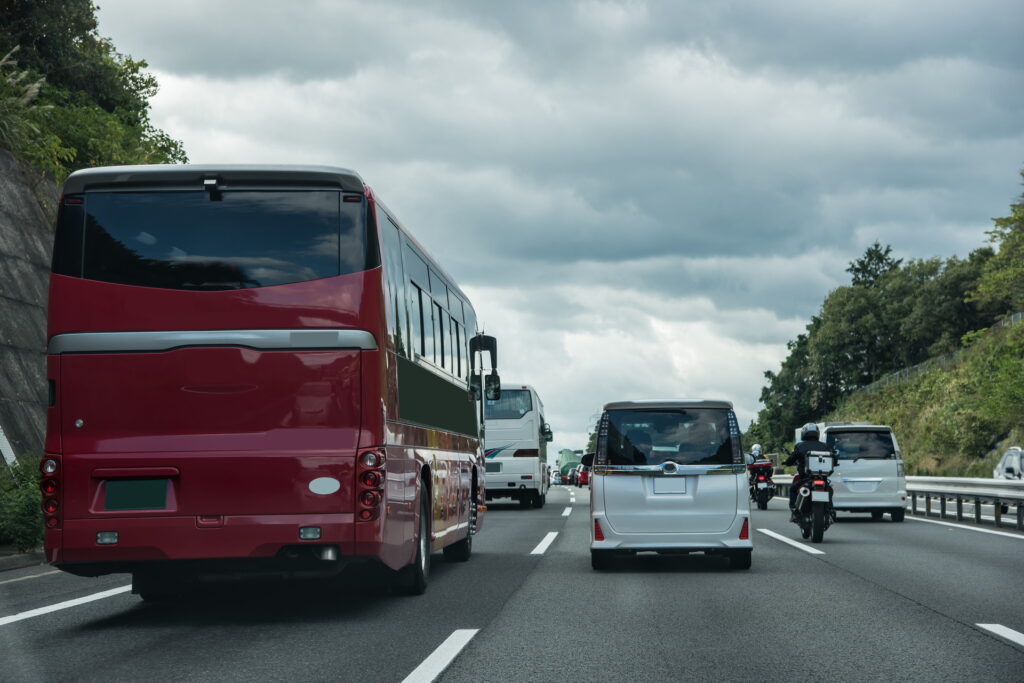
[
  {"x1": 739, "y1": 518, "x2": 749, "y2": 540},
  {"x1": 593, "y1": 519, "x2": 605, "y2": 542}
]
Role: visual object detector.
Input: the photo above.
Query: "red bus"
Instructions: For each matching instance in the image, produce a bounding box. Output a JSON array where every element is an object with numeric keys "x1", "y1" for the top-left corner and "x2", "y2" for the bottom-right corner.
[{"x1": 42, "y1": 165, "x2": 499, "y2": 597}]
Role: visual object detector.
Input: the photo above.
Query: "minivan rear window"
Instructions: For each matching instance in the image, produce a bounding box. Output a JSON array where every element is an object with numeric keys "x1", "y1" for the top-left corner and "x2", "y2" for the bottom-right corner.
[
  {"x1": 826, "y1": 430, "x2": 896, "y2": 460},
  {"x1": 52, "y1": 190, "x2": 367, "y2": 290},
  {"x1": 604, "y1": 409, "x2": 737, "y2": 466}
]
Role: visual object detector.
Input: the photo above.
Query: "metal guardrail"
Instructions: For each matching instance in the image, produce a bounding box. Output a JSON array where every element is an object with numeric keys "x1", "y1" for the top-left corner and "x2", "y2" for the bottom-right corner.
[{"x1": 770, "y1": 475, "x2": 1024, "y2": 531}]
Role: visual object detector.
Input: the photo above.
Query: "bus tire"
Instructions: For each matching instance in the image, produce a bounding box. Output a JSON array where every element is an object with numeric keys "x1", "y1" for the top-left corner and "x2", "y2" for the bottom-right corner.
[
  {"x1": 444, "y1": 501, "x2": 474, "y2": 563},
  {"x1": 395, "y1": 495, "x2": 430, "y2": 595},
  {"x1": 134, "y1": 572, "x2": 188, "y2": 602}
]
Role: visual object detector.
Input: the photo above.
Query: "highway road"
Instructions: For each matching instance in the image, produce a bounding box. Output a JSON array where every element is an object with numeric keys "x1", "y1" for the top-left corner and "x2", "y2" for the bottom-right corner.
[{"x1": 1, "y1": 485, "x2": 1022, "y2": 682}]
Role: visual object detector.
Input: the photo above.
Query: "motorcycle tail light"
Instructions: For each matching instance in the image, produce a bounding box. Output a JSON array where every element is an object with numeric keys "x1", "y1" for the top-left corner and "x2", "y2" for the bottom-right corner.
[
  {"x1": 757, "y1": 475, "x2": 765, "y2": 482},
  {"x1": 813, "y1": 479, "x2": 825, "y2": 486}
]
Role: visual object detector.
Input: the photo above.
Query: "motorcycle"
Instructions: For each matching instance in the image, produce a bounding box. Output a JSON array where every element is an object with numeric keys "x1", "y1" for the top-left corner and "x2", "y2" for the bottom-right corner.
[
  {"x1": 747, "y1": 460, "x2": 775, "y2": 510},
  {"x1": 790, "y1": 451, "x2": 836, "y2": 543}
]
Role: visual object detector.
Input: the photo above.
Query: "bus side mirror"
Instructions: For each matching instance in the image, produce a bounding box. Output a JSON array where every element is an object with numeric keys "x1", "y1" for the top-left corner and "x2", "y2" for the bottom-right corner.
[
  {"x1": 484, "y1": 371, "x2": 501, "y2": 401},
  {"x1": 581, "y1": 453, "x2": 595, "y2": 467},
  {"x1": 469, "y1": 373, "x2": 481, "y2": 401}
]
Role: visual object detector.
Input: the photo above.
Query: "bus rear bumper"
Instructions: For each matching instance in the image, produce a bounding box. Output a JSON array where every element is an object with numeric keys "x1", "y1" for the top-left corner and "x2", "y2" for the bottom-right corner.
[{"x1": 48, "y1": 513, "x2": 360, "y2": 576}]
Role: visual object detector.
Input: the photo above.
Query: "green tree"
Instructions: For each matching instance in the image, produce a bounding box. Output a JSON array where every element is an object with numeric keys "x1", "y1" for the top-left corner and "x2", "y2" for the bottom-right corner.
[
  {"x1": 846, "y1": 241, "x2": 902, "y2": 288},
  {"x1": 969, "y1": 173, "x2": 1024, "y2": 314}
]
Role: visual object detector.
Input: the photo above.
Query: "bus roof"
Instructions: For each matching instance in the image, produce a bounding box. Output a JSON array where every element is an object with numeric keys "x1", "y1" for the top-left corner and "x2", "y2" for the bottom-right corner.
[
  {"x1": 61, "y1": 164, "x2": 365, "y2": 194},
  {"x1": 603, "y1": 399, "x2": 734, "y2": 411}
]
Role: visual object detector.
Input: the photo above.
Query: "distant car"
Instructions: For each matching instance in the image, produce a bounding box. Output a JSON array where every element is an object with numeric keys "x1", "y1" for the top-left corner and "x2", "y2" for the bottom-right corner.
[
  {"x1": 994, "y1": 446, "x2": 1023, "y2": 480},
  {"x1": 567, "y1": 468, "x2": 578, "y2": 485},
  {"x1": 577, "y1": 466, "x2": 591, "y2": 487}
]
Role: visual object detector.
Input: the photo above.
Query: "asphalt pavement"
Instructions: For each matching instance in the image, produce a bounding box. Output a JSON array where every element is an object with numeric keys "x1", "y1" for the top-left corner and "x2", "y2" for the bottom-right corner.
[{"x1": 1, "y1": 486, "x2": 1022, "y2": 682}]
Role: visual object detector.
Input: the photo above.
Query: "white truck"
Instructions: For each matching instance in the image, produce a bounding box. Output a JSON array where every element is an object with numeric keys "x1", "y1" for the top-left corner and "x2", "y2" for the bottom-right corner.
[{"x1": 483, "y1": 384, "x2": 553, "y2": 508}]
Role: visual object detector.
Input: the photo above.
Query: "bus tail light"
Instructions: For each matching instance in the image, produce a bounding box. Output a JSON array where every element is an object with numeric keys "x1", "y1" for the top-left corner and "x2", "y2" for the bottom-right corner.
[
  {"x1": 39, "y1": 456, "x2": 62, "y2": 530},
  {"x1": 357, "y1": 448, "x2": 386, "y2": 521}
]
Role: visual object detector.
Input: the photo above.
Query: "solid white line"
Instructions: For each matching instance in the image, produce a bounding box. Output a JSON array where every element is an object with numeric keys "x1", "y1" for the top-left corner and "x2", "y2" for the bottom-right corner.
[
  {"x1": 0, "y1": 585, "x2": 131, "y2": 627},
  {"x1": 401, "y1": 629, "x2": 480, "y2": 683},
  {"x1": 757, "y1": 528, "x2": 825, "y2": 555},
  {"x1": 562, "y1": 507, "x2": 572, "y2": 517},
  {"x1": 905, "y1": 516, "x2": 1024, "y2": 540},
  {"x1": 977, "y1": 624, "x2": 1024, "y2": 648},
  {"x1": 530, "y1": 531, "x2": 559, "y2": 555},
  {"x1": 0, "y1": 570, "x2": 60, "y2": 586}
]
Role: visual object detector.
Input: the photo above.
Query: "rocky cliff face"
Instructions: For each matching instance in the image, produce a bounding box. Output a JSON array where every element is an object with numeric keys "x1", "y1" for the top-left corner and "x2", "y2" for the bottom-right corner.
[{"x1": 0, "y1": 149, "x2": 57, "y2": 460}]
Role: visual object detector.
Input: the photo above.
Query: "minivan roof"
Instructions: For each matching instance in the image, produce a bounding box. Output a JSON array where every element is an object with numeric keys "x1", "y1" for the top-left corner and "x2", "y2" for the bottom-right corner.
[
  {"x1": 62, "y1": 164, "x2": 365, "y2": 194},
  {"x1": 603, "y1": 399, "x2": 733, "y2": 411}
]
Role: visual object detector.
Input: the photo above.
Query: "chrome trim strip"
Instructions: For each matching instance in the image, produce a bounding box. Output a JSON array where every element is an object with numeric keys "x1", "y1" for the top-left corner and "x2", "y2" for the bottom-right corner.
[
  {"x1": 48, "y1": 329, "x2": 378, "y2": 354},
  {"x1": 592, "y1": 463, "x2": 745, "y2": 477},
  {"x1": 839, "y1": 478, "x2": 884, "y2": 483}
]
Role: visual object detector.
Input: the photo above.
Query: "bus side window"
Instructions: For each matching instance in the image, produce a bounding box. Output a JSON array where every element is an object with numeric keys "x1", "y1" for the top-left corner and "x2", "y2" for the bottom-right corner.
[{"x1": 380, "y1": 213, "x2": 407, "y2": 356}]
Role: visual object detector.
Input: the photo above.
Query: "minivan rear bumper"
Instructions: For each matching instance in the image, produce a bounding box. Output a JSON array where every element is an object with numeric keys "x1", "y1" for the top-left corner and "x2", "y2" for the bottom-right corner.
[
  {"x1": 590, "y1": 511, "x2": 752, "y2": 551},
  {"x1": 832, "y1": 488, "x2": 907, "y2": 510},
  {"x1": 48, "y1": 512, "x2": 359, "y2": 574}
]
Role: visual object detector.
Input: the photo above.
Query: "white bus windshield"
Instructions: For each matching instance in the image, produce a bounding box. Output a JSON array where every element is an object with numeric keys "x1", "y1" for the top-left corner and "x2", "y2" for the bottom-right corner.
[{"x1": 485, "y1": 390, "x2": 532, "y2": 420}]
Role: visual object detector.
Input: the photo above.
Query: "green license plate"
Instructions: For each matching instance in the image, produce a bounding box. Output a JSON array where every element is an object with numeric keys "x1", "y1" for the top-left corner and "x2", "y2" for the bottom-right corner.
[{"x1": 104, "y1": 479, "x2": 168, "y2": 511}]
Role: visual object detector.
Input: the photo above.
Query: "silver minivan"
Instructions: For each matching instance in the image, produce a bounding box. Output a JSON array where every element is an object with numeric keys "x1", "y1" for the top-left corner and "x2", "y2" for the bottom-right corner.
[
  {"x1": 585, "y1": 400, "x2": 752, "y2": 570},
  {"x1": 818, "y1": 422, "x2": 907, "y2": 522}
]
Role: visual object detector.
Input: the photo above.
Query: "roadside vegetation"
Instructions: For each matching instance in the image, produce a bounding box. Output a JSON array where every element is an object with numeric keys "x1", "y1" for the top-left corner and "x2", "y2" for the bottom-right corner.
[
  {"x1": 0, "y1": 0, "x2": 186, "y2": 185},
  {"x1": 747, "y1": 170, "x2": 1024, "y2": 475},
  {"x1": 0, "y1": 456, "x2": 43, "y2": 552}
]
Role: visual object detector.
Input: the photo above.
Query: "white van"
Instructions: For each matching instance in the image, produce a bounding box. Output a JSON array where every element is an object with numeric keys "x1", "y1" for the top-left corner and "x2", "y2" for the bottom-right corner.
[
  {"x1": 483, "y1": 384, "x2": 553, "y2": 508},
  {"x1": 814, "y1": 422, "x2": 907, "y2": 522},
  {"x1": 586, "y1": 400, "x2": 752, "y2": 570}
]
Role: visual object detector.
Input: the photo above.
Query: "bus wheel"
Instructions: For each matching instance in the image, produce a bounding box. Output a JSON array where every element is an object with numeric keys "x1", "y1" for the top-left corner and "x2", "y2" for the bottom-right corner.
[
  {"x1": 134, "y1": 572, "x2": 188, "y2": 602},
  {"x1": 444, "y1": 501, "x2": 474, "y2": 563},
  {"x1": 395, "y1": 495, "x2": 430, "y2": 595}
]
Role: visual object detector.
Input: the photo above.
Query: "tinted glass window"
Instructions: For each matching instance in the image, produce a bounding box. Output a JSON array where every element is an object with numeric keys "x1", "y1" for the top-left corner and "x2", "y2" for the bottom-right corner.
[
  {"x1": 605, "y1": 409, "x2": 735, "y2": 466},
  {"x1": 485, "y1": 390, "x2": 533, "y2": 420},
  {"x1": 826, "y1": 430, "x2": 896, "y2": 460},
  {"x1": 57, "y1": 190, "x2": 365, "y2": 290}
]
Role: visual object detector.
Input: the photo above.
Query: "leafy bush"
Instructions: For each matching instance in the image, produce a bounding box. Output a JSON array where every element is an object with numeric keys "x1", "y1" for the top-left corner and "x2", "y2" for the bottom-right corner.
[{"x1": 0, "y1": 456, "x2": 43, "y2": 552}]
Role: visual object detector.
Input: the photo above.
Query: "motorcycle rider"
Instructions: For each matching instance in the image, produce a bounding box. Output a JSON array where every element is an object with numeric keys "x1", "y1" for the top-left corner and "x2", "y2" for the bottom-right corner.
[
  {"x1": 748, "y1": 443, "x2": 770, "y2": 484},
  {"x1": 784, "y1": 424, "x2": 835, "y2": 521}
]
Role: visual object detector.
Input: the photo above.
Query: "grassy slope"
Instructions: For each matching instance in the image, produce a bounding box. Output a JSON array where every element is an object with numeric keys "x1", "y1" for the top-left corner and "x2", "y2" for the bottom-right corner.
[{"x1": 825, "y1": 321, "x2": 1024, "y2": 476}]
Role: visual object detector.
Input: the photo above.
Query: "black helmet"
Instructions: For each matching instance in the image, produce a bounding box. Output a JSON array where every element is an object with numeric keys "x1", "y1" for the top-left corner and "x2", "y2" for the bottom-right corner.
[{"x1": 800, "y1": 423, "x2": 819, "y2": 441}]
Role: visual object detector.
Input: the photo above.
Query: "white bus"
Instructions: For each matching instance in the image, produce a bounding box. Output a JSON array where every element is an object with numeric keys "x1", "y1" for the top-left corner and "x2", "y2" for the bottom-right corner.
[{"x1": 484, "y1": 384, "x2": 553, "y2": 508}]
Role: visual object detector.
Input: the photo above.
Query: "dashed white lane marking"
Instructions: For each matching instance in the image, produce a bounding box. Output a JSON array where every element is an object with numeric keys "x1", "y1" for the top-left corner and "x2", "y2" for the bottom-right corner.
[
  {"x1": 0, "y1": 570, "x2": 60, "y2": 586},
  {"x1": 977, "y1": 624, "x2": 1024, "y2": 648},
  {"x1": 562, "y1": 507, "x2": 572, "y2": 517},
  {"x1": 0, "y1": 585, "x2": 131, "y2": 627},
  {"x1": 401, "y1": 628, "x2": 480, "y2": 683},
  {"x1": 530, "y1": 531, "x2": 559, "y2": 555},
  {"x1": 757, "y1": 528, "x2": 825, "y2": 555},
  {"x1": 906, "y1": 516, "x2": 1024, "y2": 540}
]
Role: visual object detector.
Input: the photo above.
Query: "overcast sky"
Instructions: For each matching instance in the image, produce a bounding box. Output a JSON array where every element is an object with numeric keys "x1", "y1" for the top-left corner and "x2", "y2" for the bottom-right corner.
[{"x1": 97, "y1": 0, "x2": 1024, "y2": 453}]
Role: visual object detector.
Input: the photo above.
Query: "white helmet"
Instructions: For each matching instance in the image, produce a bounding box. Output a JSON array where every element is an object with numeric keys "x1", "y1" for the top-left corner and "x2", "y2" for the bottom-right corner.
[{"x1": 751, "y1": 444, "x2": 762, "y2": 457}]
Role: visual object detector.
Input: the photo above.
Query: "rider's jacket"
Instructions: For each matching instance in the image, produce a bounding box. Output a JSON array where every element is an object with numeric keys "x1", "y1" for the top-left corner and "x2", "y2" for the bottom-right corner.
[{"x1": 784, "y1": 440, "x2": 834, "y2": 477}]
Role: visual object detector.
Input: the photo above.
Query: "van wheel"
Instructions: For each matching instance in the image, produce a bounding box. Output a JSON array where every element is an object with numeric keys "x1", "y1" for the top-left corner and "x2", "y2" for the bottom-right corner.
[
  {"x1": 729, "y1": 550, "x2": 752, "y2": 570},
  {"x1": 871, "y1": 511, "x2": 884, "y2": 521},
  {"x1": 591, "y1": 550, "x2": 614, "y2": 571},
  {"x1": 395, "y1": 495, "x2": 430, "y2": 595},
  {"x1": 518, "y1": 495, "x2": 531, "y2": 509},
  {"x1": 891, "y1": 508, "x2": 905, "y2": 523},
  {"x1": 534, "y1": 492, "x2": 546, "y2": 509}
]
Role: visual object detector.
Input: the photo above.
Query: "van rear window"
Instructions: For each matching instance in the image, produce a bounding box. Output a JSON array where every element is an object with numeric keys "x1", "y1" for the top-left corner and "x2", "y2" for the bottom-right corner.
[
  {"x1": 826, "y1": 431, "x2": 896, "y2": 459},
  {"x1": 604, "y1": 409, "x2": 737, "y2": 466},
  {"x1": 52, "y1": 190, "x2": 367, "y2": 290}
]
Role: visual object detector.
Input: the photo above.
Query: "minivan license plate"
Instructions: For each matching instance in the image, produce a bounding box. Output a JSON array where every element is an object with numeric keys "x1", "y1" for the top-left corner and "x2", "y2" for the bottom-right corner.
[{"x1": 653, "y1": 477, "x2": 686, "y2": 494}]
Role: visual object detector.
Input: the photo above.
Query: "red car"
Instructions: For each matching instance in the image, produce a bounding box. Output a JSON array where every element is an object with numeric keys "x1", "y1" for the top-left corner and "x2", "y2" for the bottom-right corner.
[{"x1": 577, "y1": 465, "x2": 591, "y2": 487}]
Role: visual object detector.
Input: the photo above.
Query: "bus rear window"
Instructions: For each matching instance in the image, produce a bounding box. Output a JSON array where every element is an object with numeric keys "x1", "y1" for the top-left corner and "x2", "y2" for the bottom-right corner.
[
  {"x1": 485, "y1": 390, "x2": 532, "y2": 420},
  {"x1": 53, "y1": 190, "x2": 367, "y2": 290}
]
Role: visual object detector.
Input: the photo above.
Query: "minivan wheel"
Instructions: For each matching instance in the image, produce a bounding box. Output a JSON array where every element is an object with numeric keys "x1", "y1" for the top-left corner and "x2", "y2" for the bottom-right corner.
[
  {"x1": 871, "y1": 510, "x2": 884, "y2": 521},
  {"x1": 729, "y1": 550, "x2": 752, "y2": 570},
  {"x1": 519, "y1": 495, "x2": 531, "y2": 509},
  {"x1": 591, "y1": 550, "x2": 614, "y2": 571},
  {"x1": 891, "y1": 508, "x2": 905, "y2": 523}
]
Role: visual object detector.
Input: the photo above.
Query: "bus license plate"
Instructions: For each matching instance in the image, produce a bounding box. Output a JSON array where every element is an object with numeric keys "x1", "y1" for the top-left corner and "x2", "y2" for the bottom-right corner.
[{"x1": 104, "y1": 479, "x2": 168, "y2": 511}]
